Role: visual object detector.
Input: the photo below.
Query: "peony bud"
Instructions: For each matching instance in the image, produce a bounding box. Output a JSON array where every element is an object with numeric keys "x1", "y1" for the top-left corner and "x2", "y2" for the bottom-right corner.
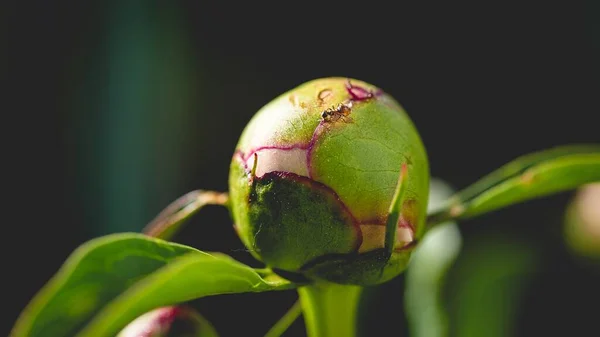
[
  {"x1": 117, "y1": 306, "x2": 217, "y2": 337},
  {"x1": 229, "y1": 78, "x2": 429, "y2": 285},
  {"x1": 564, "y1": 183, "x2": 600, "y2": 260}
]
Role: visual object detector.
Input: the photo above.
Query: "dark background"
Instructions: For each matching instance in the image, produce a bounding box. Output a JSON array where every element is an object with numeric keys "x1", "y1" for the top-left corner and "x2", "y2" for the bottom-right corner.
[{"x1": 4, "y1": 1, "x2": 600, "y2": 336}]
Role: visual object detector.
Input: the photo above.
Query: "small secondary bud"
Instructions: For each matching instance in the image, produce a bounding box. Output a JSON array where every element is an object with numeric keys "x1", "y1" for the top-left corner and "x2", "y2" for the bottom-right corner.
[
  {"x1": 564, "y1": 183, "x2": 600, "y2": 260},
  {"x1": 229, "y1": 77, "x2": 429, "y2": 285},
  {"x1": 117, "y1": 306, "x2": 217, "y2": 337}
]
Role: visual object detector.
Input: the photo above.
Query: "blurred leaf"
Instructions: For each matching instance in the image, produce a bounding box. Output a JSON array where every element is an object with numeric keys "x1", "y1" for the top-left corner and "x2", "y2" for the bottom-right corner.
[
  {"x1": 405, "y1": 178, "x2": 462, "y2": 337},
  {"x1": 427, "y1": 144, "x2": 600, "y2": 225},
  {"x1": 11, "y1": 233, "x2": 294, "y2": 337},
  {"x1": 444, "y1": 235, "x2": 539, "y2": 337}
]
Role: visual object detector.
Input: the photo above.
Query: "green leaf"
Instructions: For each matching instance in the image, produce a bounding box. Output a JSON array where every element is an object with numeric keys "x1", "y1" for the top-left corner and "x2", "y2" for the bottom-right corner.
[
  {"x1": 426, "y1": 144, "x2": 600, "y2": 226},
  {"x1": 77, "y1": 253, "x2": 294, "y2": 337},
  {"x1": 10, "y1": 233, "x2": 294, "y2": 337},
  {"x1": 11, "y1": 233, "x2": 199, "y2": 337}
]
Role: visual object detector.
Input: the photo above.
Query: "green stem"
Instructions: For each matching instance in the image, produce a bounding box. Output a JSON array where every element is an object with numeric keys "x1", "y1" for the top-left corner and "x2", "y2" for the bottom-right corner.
[
  {"x1": 297, "y1": 283, "x2": 363, "y2": 337},
  {"x1": 142, "y1": 190, "x2": 229, "y2": 240},
  {"x1": 264, "y1": 300, "x2": 303, "y2": 337},
  {"x1": 425, "y1": 207, "x2": 459, "y2": 230}
]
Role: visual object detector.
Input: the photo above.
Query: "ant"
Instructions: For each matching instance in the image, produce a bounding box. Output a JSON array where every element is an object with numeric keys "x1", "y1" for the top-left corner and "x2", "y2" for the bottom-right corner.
[{"x1": 321, "y1": 102, "x2": 354, "y2": 124}]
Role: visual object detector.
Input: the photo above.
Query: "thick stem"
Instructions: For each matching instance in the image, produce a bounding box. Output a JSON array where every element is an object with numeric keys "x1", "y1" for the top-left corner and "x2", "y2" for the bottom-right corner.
[{"x1": 297, "y1": 283, "x2": 363, "y2": 337}]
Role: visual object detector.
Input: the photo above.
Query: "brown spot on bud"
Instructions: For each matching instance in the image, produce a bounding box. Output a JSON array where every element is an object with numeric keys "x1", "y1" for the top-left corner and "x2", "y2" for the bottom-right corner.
[
  {"x1": 449, "y1": 204, "x2": 465, "y2": 217},
  {"x1": 520, "y1": 170, "x2": 535, "y2": 185},
  {"x1": 317, "y1": 89, "x2": 333, "y2": 105},
  {"x1": 288, "y1": 94, "x2": 307, "y2": 108},
  {"x1": 288, "y1": 94, "x2": 298, "y2": 106}
]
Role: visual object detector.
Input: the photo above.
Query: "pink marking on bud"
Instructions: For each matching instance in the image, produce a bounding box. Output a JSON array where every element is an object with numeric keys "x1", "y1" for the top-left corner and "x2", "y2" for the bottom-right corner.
[
  {"x1": 396, "y1": 240, "x2": 418, "y2": 251},
  {"x1": 155, "y1": 306, "x2": 182, "y2": 326},
  {"x1": 233, "y1": 144, "x2": 311, "y2": 175},
  {"x1": 306, "y1": 121, "x2": 327, "y2": 179},
  {"x1": 357, "y1": 217, "x2": 416, "y2": 253},
  {"x1": 345, "y1": 79, "x2": 375, "y2": 101},
  {"x1": 236, "y1": 144, "x2": 310, "y2": 162}
]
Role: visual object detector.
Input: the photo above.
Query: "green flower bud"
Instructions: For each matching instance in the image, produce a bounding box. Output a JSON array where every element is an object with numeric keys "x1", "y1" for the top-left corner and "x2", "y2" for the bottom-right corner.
[
  {"x1": 229, "y1": 77, "x2": 429, "y2": 285},
  {"x1": 117, "y1": 306, "x2": 217, "y2": 337}
]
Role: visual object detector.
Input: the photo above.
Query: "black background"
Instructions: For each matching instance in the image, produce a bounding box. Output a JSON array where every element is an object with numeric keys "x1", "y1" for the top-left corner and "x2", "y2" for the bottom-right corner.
[{"x1": 4, "y1": 1, "x2": 599, "y2": 336}]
